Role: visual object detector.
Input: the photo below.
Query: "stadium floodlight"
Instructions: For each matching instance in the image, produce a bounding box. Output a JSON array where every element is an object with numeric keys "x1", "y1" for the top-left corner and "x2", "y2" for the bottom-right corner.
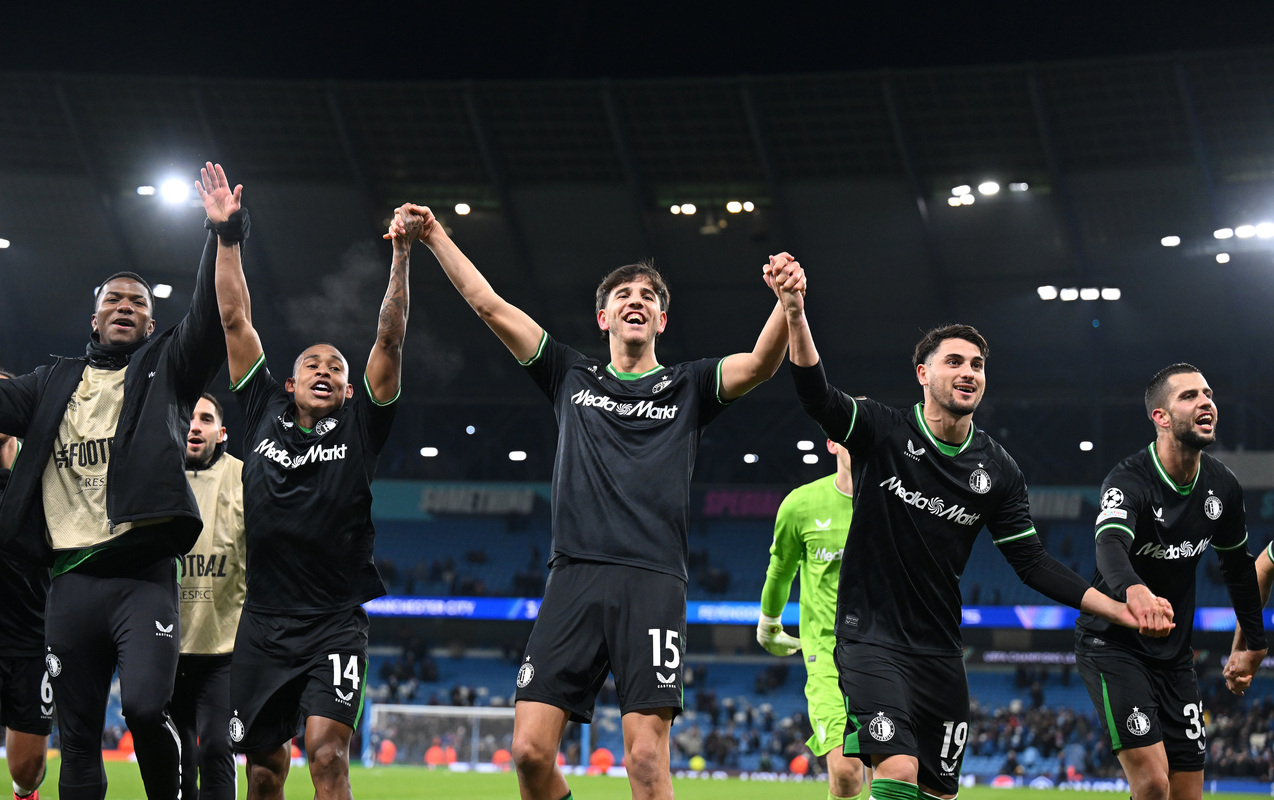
[
  {"x1": 947, "y1": 197, "x2": 961, "y2": 207},
  {"x1": 742, "y1": 201, "x2": 755, "y2": 212},
  {"x1": 454, "y1": 203, "x2": 471, "y2": 216},
  {"x1": 1009, "y1": 182, "x2": 1029, "y2": 192},
  {"x1": 669, "y1": 205, "x2": 681, "y2": 215},
  {"x1": 951, "y1": 185, "x2": 971, "y2": 196},
  {"x1": 508, "y1": 451, "x2": 527, "y2": 462},
  {"x1": 1100, "y1": 287, "x2": 1121, "y2": 301},
  {"x1": 1079, "y1": 288, "x2": 1100, "y2": 301},
  {"x1": 743, "y1": 453, "x2": 759, "y2": 464},
  {"x1": 1160, "y1": 235, "x2": 1180, "y2": 247},
  {"x1": 465, "y1": 425, "x2": 476, "y2": 435},
  {"x1": 1059, "y1": 288, "x2": 1079, "y2": 301},
  {"x1": 726, "y1": 201, "x2": 743, "y2": 213},
  {"x1": 977, "y1": 181, "x2": 1000, "y2": 195},
  {"x1": 1079, "y1": 441, "x2": 1094, "y2": 452},
  {"x1": 1037, "y1": 285, "x2": 1058, "y2": 301},
  {"x1": 1257, "y1": 222, "x2": 1274, "y2": 239},
  {"x1": 1214, "y1": 228, "x2": 1234, "y2": 239},
  {"x1": 679, "y1": 203, "x2": 697, "y2": 215},
  {"x1": 1236, "y1": 225, "x2": 1256, "y2": 238},
  {"x1": 1216, "y1": 253, "x2": 1231, "y2": 264},
  {"x1": 796, "y1": 440, "x2": 815, "y2": 451},
  {"x1": 802, "y1": 454, "x2": 819, "y2": 464},
  {"x1": 153, "y1": 284, "x2": 173, "y2": 299},
  {"x1": 419, "y1": 446, "x2": 439, "y2": 457},
  {"x1": 0, "y1": 238, "x2": 9, "y2": 249},
  {"x1": 137, "y1": 185, "x2": 156, "y2": 196},
  {"x1": 160, "y1": 178, "x2": 190, "y2": 205},
  {"x1": 959, "y1": 194, "x2": 975, "y2": 205}
]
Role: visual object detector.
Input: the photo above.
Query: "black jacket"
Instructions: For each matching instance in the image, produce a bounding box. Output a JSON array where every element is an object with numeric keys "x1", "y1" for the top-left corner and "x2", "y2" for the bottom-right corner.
[{"x1": 0, "y1": 229, "x2": 226, "y2": 566}]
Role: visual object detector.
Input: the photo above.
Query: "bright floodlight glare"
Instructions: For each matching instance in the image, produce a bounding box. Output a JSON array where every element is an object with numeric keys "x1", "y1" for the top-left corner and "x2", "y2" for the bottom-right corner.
[
  {"x1": 160, "y1": 178, "x2": 190, "y2": 205},
  {"x1": 509, "y1": 451, "x2": 527, "y2": 462},
  {"x1": 679, "y1": 203, "x2": 697, "y2": 215},
  {"x1": 796, "y1": 440, "x2": 815, "y2": 451},
  {"x1": 1037, "y1": 285, "x2": 1059, "y2": 301},
  {"x1": 454, "y1": 203, "x2": 471, "y2": 216},
  {"x1": 1214, "y1": 228, "x2": 1234, "y2": 239},
  {"x1": 978, "y1": 181, "x2": 1000, "y2": 195},
  {"x1": 743, "y1": 453, "x2": 759, "y2": 464},
  {"x1": 419, "y1": 446, "x2": 439, "y2": 458},
  {"x1": 742, "y1": 201, "x2": 755, "y2": 212},
  {"x1": 1080, "y1": 287, "x2": 1100, "y2": 301},
  {"x1": 1009, "y1": 182, "x2": 1029, "y2": 192},
  {"x1": 669, "y1": 205, "x2": 681, "y2": 215},
  {"x1": 1160, "y1": 235, "x2": 1181, "y2": 247},
  {"x1": 1079, "y1": 441, "x2": 1094, "y2": 452},
  {"x1": 152, "y1": 283, "x2": 173, "y2": 299},
  {"x1": 947, "y1": 197, "x2": 961, "y2": 207},
  {"x1": 1257, "y1": 222, "x2": 1274, "y2": 239},
  {"x1": 136, "y1": 185, "x2": 156, "y2": 196},
  {"x1": 1100, "y1": 287, "x2": 1121, "y2": 301},
  {"x1": 951, "y1": 185, "x2": 971, "y2": 196},
  {"x1": 1059, "y1": 288, "x2": 1079, "y2": 301},
  {"x1": 802, "y1": 454, "x2": 820, "y2": 465},
  {"x1": 726, "y1": 201, "x2": 743, "y2": 214},
  {"x1": 959, "y1": 194, "x2": 975, "y2": 205},
  {"x1": 1216, "y1": 252, "x2": 1231, "y2": 264},
  {"x1": 465, "y1": 425, "x2": 476, "y2": 435},
  {"x1": 0, "y1": 239, "x2": 9, "y2": 250},
  {"x1": 1236, "y1": 225, "x2": 1256, "y2": 239}
]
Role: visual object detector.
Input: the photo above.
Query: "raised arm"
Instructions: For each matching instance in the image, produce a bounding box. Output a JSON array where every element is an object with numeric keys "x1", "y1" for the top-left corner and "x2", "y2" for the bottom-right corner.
[
  {"x1": 196, "y1": 163, "x2": 262, "y2": 386},
  {"x1": 365, "y1": 211, "x2": 415, "y2": 403},
  {"x1": 767, "y1": 253, "x2": 818, "y2": 368},
  {"x1": 718, "y1": 253, "x2": 804, "y2": 400},
  {"x1": 388, "y1": 204, "x2": 542, "y2": 363}
]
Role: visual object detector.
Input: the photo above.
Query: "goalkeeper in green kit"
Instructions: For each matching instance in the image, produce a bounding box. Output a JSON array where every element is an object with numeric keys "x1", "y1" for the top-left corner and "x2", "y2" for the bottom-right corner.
[{"x1": 758, "y1": 440, "x2": 869, "y2": 800}]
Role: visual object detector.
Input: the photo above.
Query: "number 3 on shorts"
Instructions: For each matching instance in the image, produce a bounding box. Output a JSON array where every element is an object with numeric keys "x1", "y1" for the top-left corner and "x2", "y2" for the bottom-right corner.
[
  {"x1": 1183, "y1": 703, "x2": 1203, "y2": 740},
  {"x1": 328, "y1": 654, "x2": 362, "y2": 689}
]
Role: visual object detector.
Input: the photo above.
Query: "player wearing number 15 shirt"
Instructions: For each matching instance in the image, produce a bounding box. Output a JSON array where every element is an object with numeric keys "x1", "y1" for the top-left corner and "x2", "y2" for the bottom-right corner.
[
  {"x1": 763, "y1": 254, "x2": 1169, "y2": 800},
  {"x1": 1076, "y1": 363, "x2": 1265, "y2": 800}
]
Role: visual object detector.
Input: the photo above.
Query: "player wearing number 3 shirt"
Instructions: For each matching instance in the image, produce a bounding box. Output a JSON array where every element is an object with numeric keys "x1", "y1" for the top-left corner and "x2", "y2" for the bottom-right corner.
[
  {"x1": 1076, "y1": 363, "x2": 1265, "y2": 800},
  {"x1": 202, "y1": 163, "x2": 413, "y2": 800},
  {"x1": 763, "y1": 254, "x2": 1171, "y2": 800}
]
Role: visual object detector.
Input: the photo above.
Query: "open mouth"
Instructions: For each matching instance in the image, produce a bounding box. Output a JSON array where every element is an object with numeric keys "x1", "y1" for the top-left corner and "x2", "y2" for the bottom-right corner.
[
  {"x1": 954, "y1": 382, "x2": 977, "y2": 399},
  {"x1": 624, "y1": 312, "x2": 645, "y2": 325},
  {"x1": 1195, "y1": 412, "x2": 1214, "y2": 432},
  {"x1": 312, "y1": 380, "x2": 333, "y2": 398},
  {"x1": 111, "y1": 318, "x2": 135, "y2": 330},
  {"x1": 187, "y1": 435, "x2": 204, "y2": 449}
]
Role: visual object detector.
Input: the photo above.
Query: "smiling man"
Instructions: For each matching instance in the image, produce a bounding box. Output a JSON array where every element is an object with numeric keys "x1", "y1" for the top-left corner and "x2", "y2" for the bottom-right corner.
[
  {"x1": 765, "y1": 256, "x2": 1172, "y2": 800},
  {"x1": 390, "y1": 204, "x2": 794, "y2": 800},
  {"x1": 1075, "y1": 363, "x2": 1266, "y2": 800}
]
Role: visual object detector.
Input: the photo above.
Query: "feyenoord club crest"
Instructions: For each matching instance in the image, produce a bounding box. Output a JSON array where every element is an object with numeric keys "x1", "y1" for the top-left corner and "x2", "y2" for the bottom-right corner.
[
  {"x1": 868, "y1": 712, "x2": 895, "y2": 742},
  {"x1": 1204, "y1": 495, "x2": 1223, "y2": 520},
  {"x1": 1101, "y1": 487, "x2": 1124, "y2": 510},
  {"x1": 652, "y1": 375, "x2": 672, "y2": 394},
  {"x1": 315, "y1": 417, "x2": 338, "y2": 435},
  {"x1": 969, "y1": 469, "x2": 991, "y2": 494},
  {"x1": 44, "y1": 652, "x2": 61, "y2": 678},
  {"x1": 229, "y1": 716, "x2": 245, "y2": 743},
  {"x1": 517, "y1": 662, "x2": 535, "y2": 688},
  {"x1": 1126, "y1": 708, "x2": 1151, "y2": 736}
]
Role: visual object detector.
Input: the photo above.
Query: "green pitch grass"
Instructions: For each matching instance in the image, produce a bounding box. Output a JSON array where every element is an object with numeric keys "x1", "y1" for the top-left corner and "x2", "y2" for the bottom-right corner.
[{"x1": 9, "y1": 760, "x2": 1272, "y2": 799}]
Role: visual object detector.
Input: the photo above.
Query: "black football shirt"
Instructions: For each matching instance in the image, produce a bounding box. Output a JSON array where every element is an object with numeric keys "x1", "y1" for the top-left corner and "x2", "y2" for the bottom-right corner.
[
  {"x1": 523, "y1": 333, "x2": 731, "y2": 581},
  {"x1": 1077, "y1": 445, "x2": 1249, "y2": 663},
  {"x1": 234, "y1": 357, "x2": 392, "y2": 614},
  {"x1": 0, "y1": 452, "x2": 48, "y2": 654}
]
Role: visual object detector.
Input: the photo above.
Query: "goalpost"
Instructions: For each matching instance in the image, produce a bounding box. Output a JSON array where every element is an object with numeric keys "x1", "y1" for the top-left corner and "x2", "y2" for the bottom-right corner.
[{"x1": 367, "y1": 703, "x2": 517, "y2": 767}]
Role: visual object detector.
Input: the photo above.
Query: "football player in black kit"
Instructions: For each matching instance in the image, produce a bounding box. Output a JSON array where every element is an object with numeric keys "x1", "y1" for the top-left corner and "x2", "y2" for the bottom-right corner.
[
  {"x1": 0, "y1": 369, "x2": 51, "y2": 800},
  {"x1": 201, "y1": 162, "x2": 411, "y2": 800},
  {"x1": 765, "y1": 256, "x2": 1173, "y2": 800},
  {"x1": 388, "y1": 204, "x2": 795, "y2": 800},
  {"x1": 1076, "y1": 363, "x2": 1265, "y2": 800}
]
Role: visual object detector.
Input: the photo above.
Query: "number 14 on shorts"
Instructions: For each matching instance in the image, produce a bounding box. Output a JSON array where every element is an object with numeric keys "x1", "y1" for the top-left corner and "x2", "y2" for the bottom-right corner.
[{"x1": 328, "y1": 653, "x2": 362, "y2": 705}]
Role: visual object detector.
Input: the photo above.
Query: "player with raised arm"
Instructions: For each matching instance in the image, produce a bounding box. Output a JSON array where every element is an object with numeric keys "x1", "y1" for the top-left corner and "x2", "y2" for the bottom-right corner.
[
  {"x1": 765, "y1": 255, "x2": 1172, "y2": 800},
  {"x1": 1075, "y1": 363, "x2": 1266, "y2": 800},
  {"x1": 173, "y1": 393, "x2": 246, "y2": 800},
  {"x1": 1227, "y1": 545, "x2": 1274, "y2": 695},
  {"x1": 201, "y1": 163, "x2": 411, "y2": 800},
  {"x1": 390, "y1": 204, "x2": 795, "y2": 800},
  {"x1": 758, "y1": 439, "x2": 870, "y2": 800}
]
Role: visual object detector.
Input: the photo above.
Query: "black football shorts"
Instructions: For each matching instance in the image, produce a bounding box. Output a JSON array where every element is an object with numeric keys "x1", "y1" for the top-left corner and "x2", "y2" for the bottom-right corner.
[{"x1": 0, "y1": 654, "x2": 54, "y2": 736}]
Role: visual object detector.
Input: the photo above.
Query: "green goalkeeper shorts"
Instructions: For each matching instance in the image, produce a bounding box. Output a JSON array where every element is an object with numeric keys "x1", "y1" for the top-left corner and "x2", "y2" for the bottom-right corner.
[{"x1": 804, "y1": 652, "x2": 846, "y2": 756}]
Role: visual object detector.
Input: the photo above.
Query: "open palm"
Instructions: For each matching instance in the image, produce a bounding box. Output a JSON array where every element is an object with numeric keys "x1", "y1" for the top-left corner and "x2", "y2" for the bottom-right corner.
[{"x1": 195, "y1": 161, "x2": 243, "y2": 224}]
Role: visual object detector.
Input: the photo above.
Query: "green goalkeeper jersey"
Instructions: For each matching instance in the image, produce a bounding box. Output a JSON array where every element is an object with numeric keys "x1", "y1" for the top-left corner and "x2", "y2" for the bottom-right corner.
[{"x1": 762, "y1": 473, "x2": 854, "y2": 659}]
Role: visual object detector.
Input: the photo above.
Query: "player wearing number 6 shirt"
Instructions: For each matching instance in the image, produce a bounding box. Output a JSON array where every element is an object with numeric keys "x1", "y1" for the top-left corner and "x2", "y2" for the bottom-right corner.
[
  {"x1": 202, "y1": 163, "x2": 411, "y2": 800},
  {"x1": 1075, "y1": 363, "x2": 1265, "y2": 800},
  {"x1": 764, "y1": 255, "x2": 1171, "y2": 800},
  {"x1": 390, "y1": 204, "x2": 794, "y2": 800}
]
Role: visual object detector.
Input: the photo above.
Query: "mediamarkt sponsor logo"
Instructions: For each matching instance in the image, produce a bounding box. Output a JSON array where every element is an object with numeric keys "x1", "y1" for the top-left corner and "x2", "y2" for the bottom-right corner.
[
  {"x1": 254, "y1": 438, "x2": 348, "y2": 469},
  {"x1": 879, "y1": 476, "x2": 982, "y2": 526},
  {"x1": 571, "y1": 388, "x2": 678, "y2": 420},
  {"x1": 1136, "y1": 537, "x2": 1211, "y2": 560},
  {"x1": 813, "y1": 547, "x2": 843, "y2": 562}
]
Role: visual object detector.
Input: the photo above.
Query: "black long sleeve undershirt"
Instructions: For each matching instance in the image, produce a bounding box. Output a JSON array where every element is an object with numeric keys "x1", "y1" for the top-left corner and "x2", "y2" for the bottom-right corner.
[
  {"x1": 1094, "y1": 530, "x2": 1145, "y2": 600},
  {"x1": 1001, "y1": 535, "x2": 1091, "y2": 609},
  {"x1": 1218, "y1": 545, "x2": 1267, "y2": 652}
]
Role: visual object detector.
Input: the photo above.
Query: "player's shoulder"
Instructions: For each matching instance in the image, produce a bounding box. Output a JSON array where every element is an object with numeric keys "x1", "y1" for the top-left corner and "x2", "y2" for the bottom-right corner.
[
  {"x1": 784, "y1": 474, "x2": 838, "y2": 505},
  {"x1": 1200, "y1": 450, "x2": 1241, "y2": 489},
  {"x1": 1104, "y1": 446, "x2": 1156, "y2": 487}
]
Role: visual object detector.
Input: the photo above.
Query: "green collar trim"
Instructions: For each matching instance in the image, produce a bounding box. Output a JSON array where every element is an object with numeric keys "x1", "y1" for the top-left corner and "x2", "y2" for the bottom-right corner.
[
  {"x1": 606, "y1": 363, "x2": 663, "y2": 380},
  {"x1": 912, "y1": 404, "x2": 974, "y2": 457},
  {"x1": 296, "y1": 422, "x2": 314, "y2": 434},
  {"x1": 1148, "y1": 443, "x2": 1198, "y2": 496}
]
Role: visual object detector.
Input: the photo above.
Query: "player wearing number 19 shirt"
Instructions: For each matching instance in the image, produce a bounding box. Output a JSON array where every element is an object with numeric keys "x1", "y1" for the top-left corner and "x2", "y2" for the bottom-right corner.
[
  {"x1": 203, "y1": 163, "x2": 413, "y2": 800},
  {"x1": 763, "y1": 255, "x2": 1168, "y2": 800},
  {"x1": 393, "y1": 203, "x2": 795, "y2": 800},
  {"x1": 1076, "y1": 364, "x2": 1265, "y2": 800}
]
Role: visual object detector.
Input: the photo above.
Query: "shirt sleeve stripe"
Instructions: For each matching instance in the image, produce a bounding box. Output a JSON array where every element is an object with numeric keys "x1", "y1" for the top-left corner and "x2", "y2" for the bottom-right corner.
[
  {"x1": 364, "y1": 372, "x2": 400, "y2": 407},
  {"x1": 517, "y1": 330, "x2": 549, "y2": 367},
  {"x1": 841, "y1": 396, "x2": 858, "y2": 444},
  {"x1": 1213, "y1": 533, "x2": 1249, "y2": 552},
  {"x1": 1095, "y1": 522, "x2": 1135, "y2": 540},
  {"x1": 993, "y1": 527, "x2": 1037, "y2": 545},
  {"x1": 230, "y1": 353, "x2": 266, "y2": 393}
]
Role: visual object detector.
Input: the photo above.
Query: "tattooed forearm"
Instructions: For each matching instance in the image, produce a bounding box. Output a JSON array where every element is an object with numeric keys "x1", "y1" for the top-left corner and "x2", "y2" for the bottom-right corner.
[{"x1": 377, "y1": 249, "x2": 410, "y2": 348}]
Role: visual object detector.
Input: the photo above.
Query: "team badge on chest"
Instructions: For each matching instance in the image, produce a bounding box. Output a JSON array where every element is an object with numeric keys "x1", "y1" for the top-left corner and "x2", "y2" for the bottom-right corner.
[
  {"x1": 969, "y1": 468, "x2": 991, "y2": 494},
  {"x1": 1204, "y1": 494, "x2": 1223, "y2": 521}
]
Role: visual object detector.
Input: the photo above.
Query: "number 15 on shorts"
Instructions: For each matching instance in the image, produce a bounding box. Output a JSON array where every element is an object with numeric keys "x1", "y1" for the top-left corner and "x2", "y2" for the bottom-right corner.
[{"x1": 328, "y1": 653, "x2": 363, "y2": 706}]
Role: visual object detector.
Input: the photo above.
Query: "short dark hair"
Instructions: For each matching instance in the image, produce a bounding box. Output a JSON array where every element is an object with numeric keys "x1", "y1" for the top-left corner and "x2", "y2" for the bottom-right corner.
[
  {"x1": 95, "y1": 271, "x2": 155, "y2": 308},
  {"x1": 1144, "y1": 363, "x2": 1201, "y2": 420},
  {"x1": 594, "y1": 261, "x2": 670, "y2": 315},
  {"x1": 293, "y1": 343, "x2": 348, "y2": 377},
  {"x1": 0, "y1": 367, "x2": 14, "y2": 380},
  {"x1": 199, "y1": 392, "x2": 224, "y2": 425},
  {"x1": 912, "y1": 324, "x2": 989, "y2": 368}
]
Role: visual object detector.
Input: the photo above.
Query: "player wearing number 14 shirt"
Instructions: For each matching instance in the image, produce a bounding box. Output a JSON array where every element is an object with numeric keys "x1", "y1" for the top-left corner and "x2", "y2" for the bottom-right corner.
[
  {"x1": 1076, "y1": 363, "x2": 1265, "y2": 800},
  {"x1": 763, "y1": 255, "x2": 1169, "y2": 800}
]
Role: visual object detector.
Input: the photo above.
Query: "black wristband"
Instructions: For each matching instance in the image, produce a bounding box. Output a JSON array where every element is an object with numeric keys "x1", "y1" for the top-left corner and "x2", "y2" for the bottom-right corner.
[{"x1": 204, "y1": 208, "x2": 251, "y2": 243}]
